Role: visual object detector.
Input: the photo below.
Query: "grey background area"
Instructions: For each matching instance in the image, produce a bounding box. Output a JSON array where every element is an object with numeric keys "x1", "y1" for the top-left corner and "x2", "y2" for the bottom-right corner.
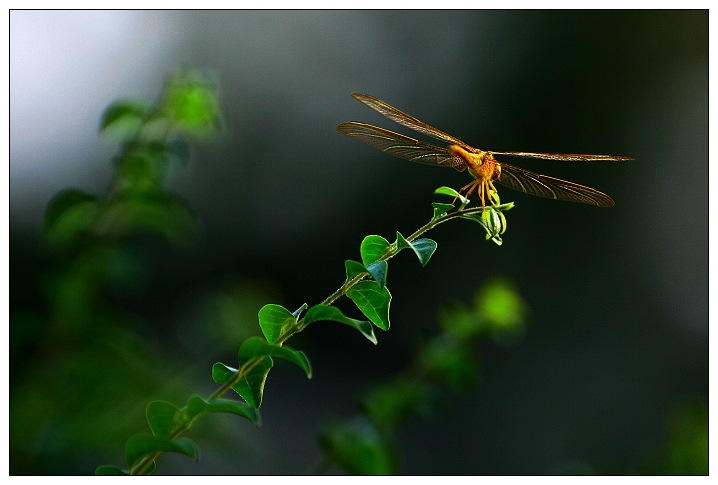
[{"x1": 10, "y1": 10, "x2": 707, "y2": 474}]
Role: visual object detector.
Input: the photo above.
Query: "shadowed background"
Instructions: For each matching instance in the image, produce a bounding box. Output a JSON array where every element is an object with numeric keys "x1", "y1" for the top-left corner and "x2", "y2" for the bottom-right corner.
[{"x1": 10, "y1": 10, "x2": 707, "y2": 474}]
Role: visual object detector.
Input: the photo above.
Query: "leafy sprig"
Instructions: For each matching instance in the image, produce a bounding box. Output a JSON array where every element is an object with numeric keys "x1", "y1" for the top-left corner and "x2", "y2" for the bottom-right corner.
[{"x1": 98, "y1": 185, "x2": 513, "y2": 475}]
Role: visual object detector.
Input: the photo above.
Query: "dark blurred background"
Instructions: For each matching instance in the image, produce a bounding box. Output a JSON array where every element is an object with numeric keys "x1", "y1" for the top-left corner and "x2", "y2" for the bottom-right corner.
[{"x1": 10, "y1": 10, "x2": 707, "y2": 475}]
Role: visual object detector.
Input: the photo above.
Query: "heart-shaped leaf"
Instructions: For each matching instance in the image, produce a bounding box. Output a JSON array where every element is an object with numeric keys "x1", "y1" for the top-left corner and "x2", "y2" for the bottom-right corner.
[
  {"x1": 304, "y1": 304, "x2": 377, "y2": 344},
  {"x1": 258, "y1": 304, "x2": 297, "y2": 343},
  {"x1": 360, "y1": 235, "x2": 391, "y2": 266},
  {"x1": 212, "y1": 359, "x2": 273, "y2": 409},
  {"x1": 239, "y1": 336, "x2": 312, "y2": 379},
  {"x1": 146, "y1": 400, "x2": 182, "y2": 437},
  {"x1": 184, "y1": 395, "x2": 260, "y2": 427},
  {"x1": 395, "y1": 232, "x2": 437, "y2": 266},
  {"x1": 125, "y1": 433, "x2": 198, "y2": 472},
  {"x1": 347, "y1": 280, "x2": 391, "y2": 331},
  {"x1": 365, "y1": 260, "x2": 388, "y2": 288}
]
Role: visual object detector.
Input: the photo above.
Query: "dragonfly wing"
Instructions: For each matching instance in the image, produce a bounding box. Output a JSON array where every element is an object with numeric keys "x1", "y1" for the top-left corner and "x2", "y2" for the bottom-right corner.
[
  {"x1": 493, "y1": 151, "x2": 633, "y2": 161},
  {"x1": 496, "y1": 162, "x2": 614, "y2": 206},
  {"x1": 338, "y1": 122, "x2": 468, "y2": 171},
  {"x1": 351, "y1": 93, "x2": 473, "y2": 149}
]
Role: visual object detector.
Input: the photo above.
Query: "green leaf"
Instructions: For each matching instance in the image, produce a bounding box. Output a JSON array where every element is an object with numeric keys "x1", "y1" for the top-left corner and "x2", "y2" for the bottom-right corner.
[
  {"x1": 173, "y1": 437, "x2": 199, "y2": 461},
  {"x1": 489, "y1": 235, "x2": 503, "y2": 246},
  {"x1": 395, "y1": 232, "x2": 437, "y2": 266},
  {"x1": 234, "y1": 358, "x2": 273, "y2": 408},
  {"x1": 479, "y1": 209, "x2": 504, "y2": 246},
  {"x1": 496, "y1": 201, "x2": 515, "y2": 211},
  {"x1": 431, "y1": 202, "x2": 455, "y2": 213},
  {"x1": 258, "y1": 303, "x2": 298, "y2": 343},
  {"x1": 365, "y1": 260, "x2": 388, "y2": 288},
  {"x1": 461, "y1": 213, "x2": 487, "y2": 229},
  {"x1": 434, "y1": 186, "x2": 468, "y2": 207},
  {"x1": 292, "y1": 302, "x2": 308, "y2": 319},
  {"x1": 146, "y1": 400, "x2": 182, "y2": 437},
  {"x1": 162, "y1": 69, "x2": 222, "y2": 136},
  {"x1": 95, "y1": 465, "x2": 129, "y2": 475},
  {"x1": 125, "y1": 433, "x2": 198, "y2": 471},
  {"x1": 346, "y1": 259, "x2": 387, "y2": 288},
  {"x1": 462, "y1": 211, "x2": 503, "y2": 245},
  {"x1": 304, "y1": 304, "x2": 377, "y2": 345},
  {"x1": 438, "y1": 301, "x2": 488, "y2": 340},
  {"x1": 42, "y1": 189, "x2": 99, "y2": 251},
  {"x1": 117, "y1": 142, "x2": 186, "y2": 188},
  {"x1": 431, "y1": 202, "x2": 455, "y2": 220},
  {"x1": 347, "y1": 280, "x2": 391, "y2": 331},
  {"x1": 360, "y1": 235, "x2": 391, "y2": 266},
  {"x1": 416, "y1": 336, "x2": 480, "y2": 393},
  {"x1": 43, "y1": 189, "x2": 98, "y2": 232},
  {"x1": 184, "y1": 395, "x2": 260, "y2": 427},
  {"x1": 211, "y1": 363, "x2": 237, "y2": 391},
  {"x1": 318, "y1": 416, "x2": 398, "y2": 475},
  {"x1": 99, "y1": 100, "x2": 147, "y2": 136},
  {"x1": 395, "y1": 231, "x2": 412, "y2": 252},
  {"x1": 499, "y1": 209, "x2": 508, "y2": 232},
  {"x1": 212, "y1": 359, "x2": 273, "y2": 409},
  {"x1": 487, "y1": 207, "x2": 502, "y2": 235},
  {"x1": 239, "y1": 336, "x2": 312, "y2": 379},
  {"x1": 362, "y1": 378, "x2": 438, "y2": 428},
  {"x1": 434, "y1": 186, "x2": 460, "y2": 198},
  {"x1": 93, "y1": 189, "x2": 199, "y2": 246},
  {"x1": 116, "y1": 148, "x2": 162, "y2": 189},
  {"x1": 411, "y1": 238, "x2": 438, "y2": 266},
  {"x1": 476, "y1": 278, "x2": 527, "y2": 332},
  {"x1": 345, "y1": 259, "x2": 368, "y2": 280}
]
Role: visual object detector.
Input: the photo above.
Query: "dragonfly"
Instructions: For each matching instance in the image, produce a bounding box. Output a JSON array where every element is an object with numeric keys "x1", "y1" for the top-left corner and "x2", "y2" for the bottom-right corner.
[{"x1": 337, "y1": 93, "x2": 632, "y2": 208}]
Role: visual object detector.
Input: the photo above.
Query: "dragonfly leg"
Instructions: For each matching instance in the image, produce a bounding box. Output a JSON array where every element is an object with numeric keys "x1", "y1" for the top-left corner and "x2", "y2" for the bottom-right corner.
[
  {"x1": 487, "y1": 180, "x2": 500, "y2": 207},
  {"x1": 453, "y1": 179, "x2": 480, "y2": 204},
  {"x1": 478, "y1": 182, "x2": 486, "y2": 210}
]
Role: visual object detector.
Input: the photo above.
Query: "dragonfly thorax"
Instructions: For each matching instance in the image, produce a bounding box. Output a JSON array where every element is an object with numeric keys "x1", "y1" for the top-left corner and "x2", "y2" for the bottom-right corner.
[{"x1": 448, "y1": 145, "x2": 500, "y2": 182}]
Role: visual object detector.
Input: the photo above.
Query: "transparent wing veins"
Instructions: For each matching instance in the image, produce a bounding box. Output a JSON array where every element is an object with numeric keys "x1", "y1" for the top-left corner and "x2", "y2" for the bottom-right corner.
[
  {"x1": 351, "y1": 93, "x2": 472, "y2": 149},
  {"x1": 493, "y1": 151, "x2": 633, "y2": 162},
  {"x1": 337, "y1": 122, "x2": 467, "y2": 171},
  {"x1": 497, "y1": 163, "x2": 614, "y2": 206}
]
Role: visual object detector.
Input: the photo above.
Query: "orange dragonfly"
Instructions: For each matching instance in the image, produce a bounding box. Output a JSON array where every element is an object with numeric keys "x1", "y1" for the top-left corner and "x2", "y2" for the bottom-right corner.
[{"x1": 337, "y1": 93, "x2": 632, "y2": 208}]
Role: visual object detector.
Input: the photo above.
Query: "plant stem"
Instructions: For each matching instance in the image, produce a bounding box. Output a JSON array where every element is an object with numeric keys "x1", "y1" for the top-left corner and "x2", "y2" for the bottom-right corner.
[{"x1": 130, "y1": 201, "x2": 498, "y2": 475}]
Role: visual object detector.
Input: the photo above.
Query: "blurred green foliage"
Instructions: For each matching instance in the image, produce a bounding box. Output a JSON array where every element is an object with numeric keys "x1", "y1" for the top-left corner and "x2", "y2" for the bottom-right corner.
[
  {"x1": 318, "y1": 278, "x2": 528, "y2": 474},
  {"x1": 10, "y1": 68, "x2": 225, "y2": 474},
  {"x1": 637, "y1": 399, "x2": 708, "y2": 475},
  {"x1": 440, "y1": 277, "x2": 528, "y2": 346},
  {"x1": 317, "y1": 278, "x2": 708, "y2": 475},
  {"x1": 318, "y1": 417, "x2": 399, "y2": 475}
]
